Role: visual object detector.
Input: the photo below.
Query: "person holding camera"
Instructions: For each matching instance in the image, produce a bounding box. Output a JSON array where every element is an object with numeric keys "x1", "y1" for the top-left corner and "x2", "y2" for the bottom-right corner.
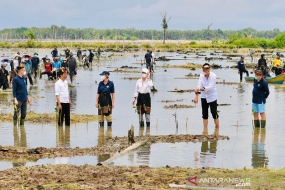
[{"x1": 193, "y1": 63, "x2": 219, "y2": 134}]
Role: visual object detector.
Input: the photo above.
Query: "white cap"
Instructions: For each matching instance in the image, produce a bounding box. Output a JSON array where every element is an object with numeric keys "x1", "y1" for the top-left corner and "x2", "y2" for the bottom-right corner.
[{"x1": 142, "y1": 68, "x2": 149, "y2": 73}]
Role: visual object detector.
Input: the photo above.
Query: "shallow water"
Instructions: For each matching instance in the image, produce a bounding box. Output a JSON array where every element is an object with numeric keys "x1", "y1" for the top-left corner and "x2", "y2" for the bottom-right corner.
[{"x1": 0, "y1": 49, "x2": 285, "y2": 170}]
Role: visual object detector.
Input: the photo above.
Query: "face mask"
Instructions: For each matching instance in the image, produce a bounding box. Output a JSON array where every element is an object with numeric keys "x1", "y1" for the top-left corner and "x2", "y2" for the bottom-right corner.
[
  {"x1": 100, "y1": 75, "x2": 106, "y2": 81},
  {"x1": 142, "y1": 73, "x2": 147, "y2": 78},
  {"x1": 34, "y1": 55, "x2": 38, "y2": 58},
  {"x1": 203, "y1": 71, "x2": 207, "y2": 75},
  {"x1": 23, "y1": 71, "x2": 27, "y2": 76},
  {"x1": 25, "y1": 58, "x2": 29, "y2": 61}
]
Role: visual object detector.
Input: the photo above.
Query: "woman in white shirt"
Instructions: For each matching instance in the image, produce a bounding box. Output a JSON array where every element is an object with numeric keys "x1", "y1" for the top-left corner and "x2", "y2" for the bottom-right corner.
[{"x1": 132, "y1": 68, "x2": 153, "y2": 127}]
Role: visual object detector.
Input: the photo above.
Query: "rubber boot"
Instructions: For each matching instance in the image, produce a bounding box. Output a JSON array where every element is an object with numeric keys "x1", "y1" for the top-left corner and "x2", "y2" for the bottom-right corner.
[
  {"x1": 13, "y1": 119, "x2": 17, "y2": 126},
  {"x1": 146, "y1": 122, "x2": 150, "y2": 127},
  {"x1": 261, "y1": 120, "x2": 266, "y2": 128},
  {"x1": 20, "y1": 119, "x2": 24, "y2": 126},
  {"x1": 107, "y1": 122, "x2": 112, "y2": 127},
  {"x1": 99, "y1": 122, "x2": 104, "y2": 127},
  {"x1": 140, "y1": 121, "x2": 144, "y2": 127},
  {"x1": 254, "y1": 120, "x2": 260, "y2": 128}
]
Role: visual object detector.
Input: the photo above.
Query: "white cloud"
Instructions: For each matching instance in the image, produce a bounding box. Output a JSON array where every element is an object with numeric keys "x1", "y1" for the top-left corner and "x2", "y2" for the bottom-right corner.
[{"x1": 0, "y1": 0, "x2": 284, "y2": 30}]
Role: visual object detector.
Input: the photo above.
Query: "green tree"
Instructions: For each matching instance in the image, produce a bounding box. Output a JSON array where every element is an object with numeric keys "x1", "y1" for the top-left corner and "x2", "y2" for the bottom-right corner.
[
  {"x1": 160, "y1": 11, "x2": 171, "y2": 44},
  {"x1": 25, "y1": 30, "x2": 37, "y2": 40}
]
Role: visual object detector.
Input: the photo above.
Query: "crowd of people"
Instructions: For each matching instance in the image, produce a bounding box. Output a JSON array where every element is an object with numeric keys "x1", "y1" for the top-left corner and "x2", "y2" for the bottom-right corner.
[
  {"x1": 238, "y1": 51, "x2": 284, "y2": 82},
  {"x1": 5, "y1": 48, "x2": 276, "y2": 131}
]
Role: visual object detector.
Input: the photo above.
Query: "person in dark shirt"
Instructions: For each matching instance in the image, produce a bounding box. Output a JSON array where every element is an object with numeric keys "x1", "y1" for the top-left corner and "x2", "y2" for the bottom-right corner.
[
  {"x1": 88, "y1": 50, "x2": 94, "y2": 68},
  {"x1": 64, "y1": 48, "x2": 70, "y2": 58},
  {"x1": 67, "y1": 53, "x2": 77, "y2": 83},
  {"x1": 0, "y1": 63, "x2": 9, "y2": 90},
  {"x1": 144, "y1": 50, "x2": 152, "y2": 70},
  {"x1": 77, "y1": 48, "x2": 82, "y2": 62},
  {"x1": 51, "y1": 48, "x2": 58, "y2": 58},
  {"x1": 17, "y1": 52, "x2": 22, "y2": 66},
  {"x1": 257, "y1": 54, "x2": 270, "y2": 77},
  {"x1": 252, "y1": 69, "x2": 269, "y2": 128},
  {"x1": 95, "y1": 71, "x2": 115, "y2": 127},
  {"x1": 237, "y1": 56, "x2": 249, "y2": 82},
  {"x1": 31, "y1": 52, "x2": 40, "y2": 79},
  {"x1": 13, "y1": 66, "x2": 31, "y2": 126}
]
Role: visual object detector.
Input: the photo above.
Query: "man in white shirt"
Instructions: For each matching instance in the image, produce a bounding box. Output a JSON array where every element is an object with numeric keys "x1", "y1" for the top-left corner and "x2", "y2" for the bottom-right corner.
[
  {"x1": 55, "y1": 68, "x2": 72, "y2": 126},
  {"x1": 194, "y1": 63, "x2": 219, "y2": 133}
]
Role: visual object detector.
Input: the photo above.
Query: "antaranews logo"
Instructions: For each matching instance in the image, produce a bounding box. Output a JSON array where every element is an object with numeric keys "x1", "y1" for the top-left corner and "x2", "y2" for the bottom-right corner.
[{"x1": 188, "y1": 176, "x2": 250, "y2": 187}]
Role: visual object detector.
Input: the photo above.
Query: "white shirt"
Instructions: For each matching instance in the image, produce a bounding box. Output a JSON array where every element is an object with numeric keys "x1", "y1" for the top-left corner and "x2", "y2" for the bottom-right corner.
[
  {"x1": 197, "y1": 72, "x2": 217, "y2": 103},
  {"x1": 134, "y1": 78, "x2": 153, "y2": 97},
  {"x1": 55, "y1": 79, "x2": 69, "y2": 103}
]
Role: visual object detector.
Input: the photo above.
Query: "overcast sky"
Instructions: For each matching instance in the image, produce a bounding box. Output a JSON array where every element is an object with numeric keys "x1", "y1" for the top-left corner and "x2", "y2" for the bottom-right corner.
[{"x1": 1, "y1": 0, "x2": 284, "y2": 31}]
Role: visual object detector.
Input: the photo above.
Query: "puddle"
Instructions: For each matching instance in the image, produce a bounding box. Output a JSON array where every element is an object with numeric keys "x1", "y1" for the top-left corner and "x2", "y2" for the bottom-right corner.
[
  {"x1": 0, "y1": 49, "x2": 285, "y2": 170},
  {"x1": 0, "y1": 155, "x2": 100, "y2": 171}
]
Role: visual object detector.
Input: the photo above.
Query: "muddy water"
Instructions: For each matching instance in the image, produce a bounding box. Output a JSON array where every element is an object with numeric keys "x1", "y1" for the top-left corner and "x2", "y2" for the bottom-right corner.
[{"x1": 0, "y1": 49, "x2": 285, "y2": 170}]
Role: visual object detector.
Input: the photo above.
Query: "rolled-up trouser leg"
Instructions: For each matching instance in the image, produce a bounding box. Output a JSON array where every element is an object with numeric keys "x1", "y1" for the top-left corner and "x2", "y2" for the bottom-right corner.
[
  {"x1": 138, "y1": 114, "x2": 144, "y2": 126},
  {"x1": 145, "y1": 114, "x2": 150, "y2": 127}
]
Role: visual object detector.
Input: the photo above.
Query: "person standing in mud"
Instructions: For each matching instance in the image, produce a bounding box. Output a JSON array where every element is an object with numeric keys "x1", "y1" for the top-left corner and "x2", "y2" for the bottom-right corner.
[
  {"x1": 51, "y1": 57, "x2": 61, "y2": 80},
  {"x1": 51, "y1": 47, "x2": 58, "y2": 58},
  {"x1": 237, "y1": 56, "x2": 249, "y2": 82},
  {"x1": 252, "y1": 69, "x2": 269, "y2": 128},
  {"x1": 88, "y1": 50, "x2": 94, "y2": 68},
  {"x1": 132, "y1": 68, "x2": 153, "y2": 127},
  {"x1": 64, "y1": 48, "x2": 70, "y2": 58},
  {"x1": 24, "y1": 55, "x2": 33, "y2": 86},
  {"x1": 17, "y1": 52, "x2": 22, "y2": 66},
  {"x1": 13, "y1": 65, "x2": 31, "y2": 126},
  {"x1": 76, "y1": 47, "x2": 82, "y2": 62},
  {"x1": 194, "y1": 63, "x2": 219, "y2": 134},
  {"x1": 0, "y1": 63, "x2": 9, "y2": 90},
  {"x1": 31, "y1": 52, "x2": 40, "y2": 79},
  {"x1": 67, "y1": 52, "x2": 77, "y2": 84},
  {"x1": 144, "y1": 50, "x2": 152, "y2": 71},
  {"x1": 95, "y1": 71, "x2": 115, "y2": 127},
  {"x1": 55, "y1": 68, "x2": 72, "y2": 126}
]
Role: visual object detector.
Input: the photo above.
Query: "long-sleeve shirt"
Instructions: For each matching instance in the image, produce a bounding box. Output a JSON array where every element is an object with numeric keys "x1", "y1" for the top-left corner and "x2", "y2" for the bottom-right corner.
[
  {"x1": 197, "y1": 72, "x2": 217, "y2": 103},
  {"x1": 252, "y1": 78, "x2": 269, "y2": 104},
  {"x1": 25, "y1": 61, "x2": 32, "y2": 74},
  {"x1": 52, "y1": 61, "x2": 61, "y2": 72},
  {"x1": 67, "y1": 57, "x2": 77, "y2": 70},
  {"x1": 13, "y1": 75, "x2": 28, "y2": 102},
  {"x1": 55, "y1": 79, "x2": 69, "y2": 103},
  {"x1": 134, "y1": 78, "x2": 153, "y2": 97}
]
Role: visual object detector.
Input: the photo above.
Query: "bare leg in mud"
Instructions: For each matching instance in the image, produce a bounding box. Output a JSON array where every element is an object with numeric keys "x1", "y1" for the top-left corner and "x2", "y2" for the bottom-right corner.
[
  {"x1": 203, "y1": 119, "x2": 208, "y2": 135},
  {"x1": 214, "y1": 118, "x2": 219, "y2": 128}
]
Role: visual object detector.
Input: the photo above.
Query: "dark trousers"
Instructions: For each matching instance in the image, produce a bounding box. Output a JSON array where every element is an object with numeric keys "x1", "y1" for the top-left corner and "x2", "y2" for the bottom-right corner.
[
  {"x1": 146, "y1": 62, "x2": 151, "y2": 70},
  {"x1": 13, "y1": 101, "x2": 27, "y2": 120},
  {"x1": 32, "y1": 67, "x2": 38, "y2": 78},
  {"x1": 58, "y1": 103, "x2": 70, "y2": 126},
  {"x1": 27, "y1": 73, "x2": 33, "y2": 85},
  {"x1": 239, "y1": 69, "x2": 249, "y2": 81},
  {"x1": 40, "y1": 71, "x2": 51, "y2": 79},
  {"x1": 69, "y1": 68, "x2": 75, "y2": 82},
  {"x1": 201, "y1": 98, "x2": 219, "y2": 119}
]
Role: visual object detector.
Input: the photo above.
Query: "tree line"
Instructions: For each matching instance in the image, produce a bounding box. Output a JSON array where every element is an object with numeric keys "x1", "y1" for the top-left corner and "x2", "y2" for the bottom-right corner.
[{"x1": 0, "y1": 25, "x2": 282, "y2": 41}]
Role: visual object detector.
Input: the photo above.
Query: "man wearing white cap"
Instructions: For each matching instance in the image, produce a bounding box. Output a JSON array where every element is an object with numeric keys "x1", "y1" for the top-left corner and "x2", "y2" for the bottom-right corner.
[{"x1": 132, "y1": 68, "x2": 154, "y2": 127}]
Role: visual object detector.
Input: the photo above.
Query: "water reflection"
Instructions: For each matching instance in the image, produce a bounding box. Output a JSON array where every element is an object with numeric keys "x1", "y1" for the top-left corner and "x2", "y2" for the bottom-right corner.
[
  {"x1": 97, "y1": 126, "x2": 112, "y2": 163},
  {"x1": 136, "y1": 127, "x2": 151, "y2": 165},
  {"x1": 56, "y1": 125, "x2": 70, "y2": 148},
  {"x1": 69, "y1": 87, "x2": 77, "y2": 111},
  {"x1": 12, "y1": 125, "x2": 27, "y2": 167},
  {"x1": 252, "y1": 128, "x2": 268, "y2": 168}
]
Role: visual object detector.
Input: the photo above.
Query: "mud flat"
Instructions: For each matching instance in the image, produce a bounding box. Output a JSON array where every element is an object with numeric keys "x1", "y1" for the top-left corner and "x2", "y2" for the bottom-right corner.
[
  {"x1": 0, "y1": 164, "x2": 284, "y2": 189},
  {"x1": 0, "y1": 134, "x2": 229, "y2": 160}
]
